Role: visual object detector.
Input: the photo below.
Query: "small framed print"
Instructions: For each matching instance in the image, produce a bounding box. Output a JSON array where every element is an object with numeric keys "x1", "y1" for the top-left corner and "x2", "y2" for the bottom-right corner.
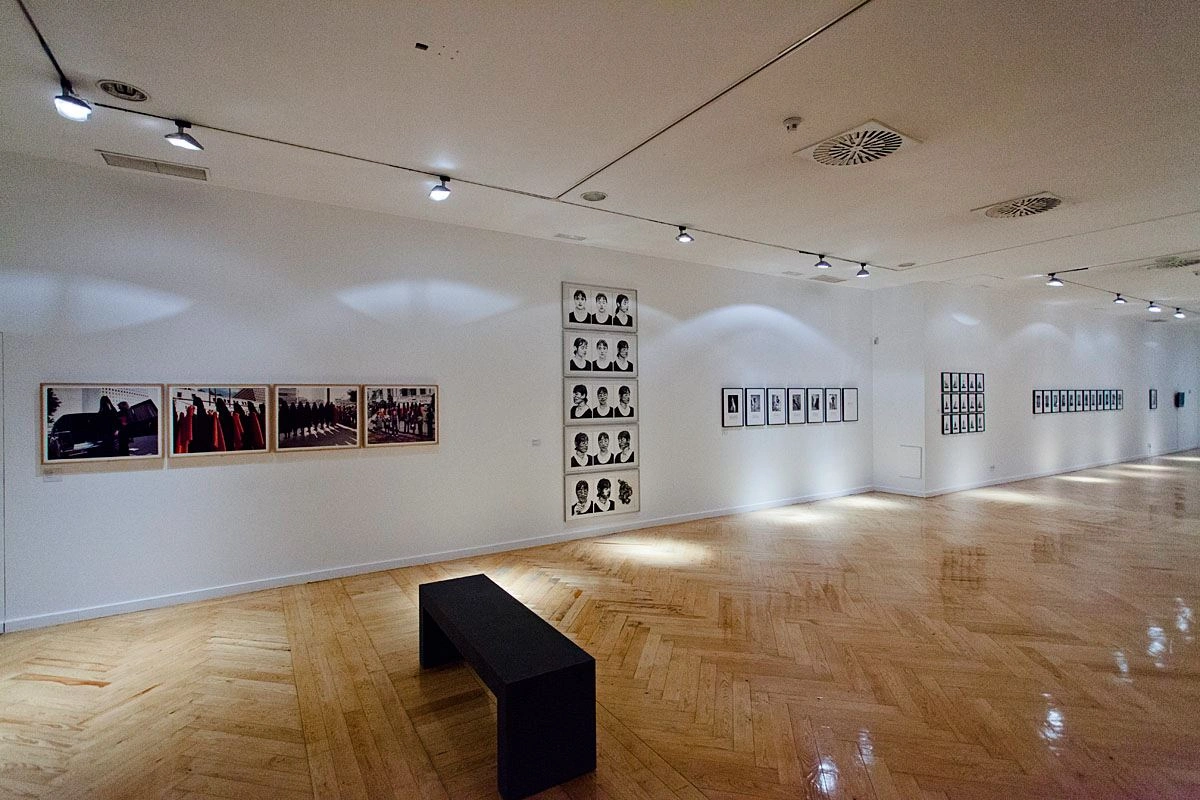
[
  {"x1": 565, "y1": 424, "x2": 638, "y2": 473},
  {"x1": 967, "y1": 393, "x2": 977, "y2": 412},
  {"x1": 168, "y1": 385, "x2": 269, "y2": 456},
  {"x1": 951, "y1": 373, "x2": 961, "y2": 391},
  {"x1": 967, "y1": 414, "x2": 977, "y2": 433},
  {"x1": 1033, "y1": 390, "x2": 1042, "y2": 414},
  {"x1": 976, "y1": 393, "x2": 985, "y2": 413},
  {"x1": 1117, "y1": 389, "x2": 1124, "y2": 410},
  {"x1": 787, "y1": 388, "x2": 807, "y2": 424},
  {"x1": 1087, "y1": 390, "x2": 1096, "y2": 410},
  {"x1": 941, "y1": 372, "x2": 951, "y2": 392},
  {"x1": 1067, "y1": 392, "x2": 1076, "y2": 412},
  {"x1": 563, "y1": 282, "x2": 637, "y2": 331},
  {"x1": 766, "y1": 388, "x2": 787, "y2": 425},
  {"x1": 976, "y1": 413, "x2": 985, "y2": 432},
  {"x1": 564, "y1": 331, "x2": 637, "y2": 377},
  {"x1": 824, "y1": 388, "x2": 842, "y2": 422},
  {"x1": 364, "y1": 385, "x2": 438, "y2": 447},
  {"x1": 722, "y1": 388, "x2": 744, "y2": 427},
  {"x1": 566, "y1": 379, "x2": 637, "y2": 423},
  {"x1": 1059, "y1": 390, "x2": 1068, "y2": 411},
  {"x1": 977, "y1": 374, "x2": 985, "y2": 392},
  {"x1": 745, "y1": 388, "x2": 767, "y2": 426},
  {"x1": 1076, "y1": 390, "x2": 1084, "y2": 410},
  {"x1": 1150, "y1": 388, "x2": 1158, "y2": 409},
  {"x1": 943, "y1": 393, "x2": 952, "y2": 413},
  {"x1": 952, "y1": 393, "x2": 961, "y2": 413},
  {"x1": 566, "y1": 469, "x2": 639, "y2": 519},
  {"x1": 806, "y1": 388, "x2": 824, "y2": 423},
  {"x1": 1050, "y1": 391, "x2": 1059, "y2": 413},
  {"x1": 968, "y1": 373, "x2": 977, "y2": 392},
  {"x1": 951, "y1": 414, "x2": 961, "y2": 434},
  {"x1": 942, "y1": 415, "x2": 951, "y2": 435},
  {"x1": 1103, "y1": 390, "x2": 1111, "y2": 410},
  {"x1": 42, "y1": 383, "x2": 163, "y2": 464},
  {"x1": 275, "y1": 385, "x2": 360, "y2": 451},
  {"x1": 843, "y1": 388, "x2": 859, "y2": 422}
]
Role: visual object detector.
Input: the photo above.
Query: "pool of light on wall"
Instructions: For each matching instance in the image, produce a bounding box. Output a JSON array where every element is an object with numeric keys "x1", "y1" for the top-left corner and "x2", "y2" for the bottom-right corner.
[
  {"x1": 336, "y1": 280, "x2": 520, "y2": 327},
  {"x1": 0, "y1": 271, "x2": 191, "y2": 333}
]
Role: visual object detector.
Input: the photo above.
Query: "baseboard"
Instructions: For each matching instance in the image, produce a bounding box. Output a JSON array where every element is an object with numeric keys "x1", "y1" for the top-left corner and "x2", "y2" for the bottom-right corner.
[{"x1": 3, "y1": 484, "x2": 874, "y2": 632}]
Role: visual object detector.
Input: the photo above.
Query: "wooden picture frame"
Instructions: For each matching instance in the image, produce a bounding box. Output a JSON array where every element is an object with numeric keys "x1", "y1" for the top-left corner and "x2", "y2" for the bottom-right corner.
[
  {"x1": 566, "y1": 379, "x2": 637, "y2": 424},
  {"x1": 562, "y1": 282, "x2": 637, "y2": 332},
  {"x1": 167, "y1": 385, "x2": 269, "y2": 457},
  {"x1": 274, "y1": 385, "x2": 360, "y2": 451},
  {"x1": 364, "y1": 385, "x2": 438, "y2": 447},
  {"x1": 565, "y1": 469, "x2": 639, "y2": 519},
  {"x1": 565, "y1": 424, "x2": 638, "y2": 473},
  {"x1": 564, "y1": 331, "x2": 637, "y2": 378},
  {"x1": 41, "y1": 383, "x2": 163, "y2": 465}
]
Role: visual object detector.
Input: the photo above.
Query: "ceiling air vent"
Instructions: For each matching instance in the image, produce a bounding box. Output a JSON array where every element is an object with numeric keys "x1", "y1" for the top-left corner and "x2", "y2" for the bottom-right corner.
[
  {"x1": 553, "y1": 232, "x2": 587, "y2": 241},
  {"x1": 97, "y1": 80, "x2": 149, "y2": 102},
  {"x1": 979, "y1": 192, "x2": 1062, "y2": 219},
  {"x1": 797, "y1": 120, "x2": 917, "y2": 166},
  {"x1": 99, "y1": 151, "x2": 208, "y2": 181},
  {"x1": 810, "y1": 274, "x2": 847, "y2": 284},
  {"x1": 1144, "y1": 254, "x2": 1200, "y2": 270}
]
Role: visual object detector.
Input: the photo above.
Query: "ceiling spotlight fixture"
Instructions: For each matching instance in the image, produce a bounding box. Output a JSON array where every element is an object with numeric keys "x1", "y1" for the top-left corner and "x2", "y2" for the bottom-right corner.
[
  {"x1": 856, "y1": 263, "x2": 870, "y2": 278},
  {"x1": 428, "y1": 176, "x2": 451, "y2": 201},
  {"x1": 814, "y1": 255, "x2": 831, "y2": 269},
  {"x1": 1148, "y1": 301, "x2": 1162, "y2": 313},
  {"x1": 53, "y1": 80, "x2": 92, "y2": 121},
  {"x1": 675, "y1": 226, "x2": 693, "y2": 243},
  {"x1": 165, "y1": 120, "x2": 203, "y2": 151},
  {"x1": 1046, "y1": 273, "x2": 1064, "y2": 287},
  {"x1": 1113, "y1": 294, "x2": 1126, "y2": 304},
  {"x1": 1174, "y1": 308, "x2": 1186, "y2": 319}
]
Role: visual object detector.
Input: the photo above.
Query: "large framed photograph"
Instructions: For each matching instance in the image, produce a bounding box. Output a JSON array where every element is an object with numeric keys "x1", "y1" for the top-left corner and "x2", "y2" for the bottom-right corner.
[
  {"x1": 787, "y1": 388, "x2": 806, "y2": 424},
  {"x1": 806, "y1": 388, "x2": 824, "y2": 423},
  {"x1": 843, "y1": 388, "x2": 859, "y2": 422},
  {"x1": 565, "y1": 424, "x2": 638, "y2": 473},
  {"x1": 745, "y1": 388, "x2": 766, "y2": 426},
  {"x1": 566, "y1": 469, "x2": 640, "y2": 519},
  {"x1": 42, "y1": 383, "x2": 162, "y2": 464},
  {"x1": 364, "y1": 385, "x2": 437, "y2": 447},
  {"x1": 275, "y1": 385, "x2": 360, "y2": 451},
  {"x1": 566, "y1": 379, "x2": 637, "y2": 423},
  {"x1": 824, "y1": 388, "x2": 842, "y2": 422},
  {"x1": 562, "y1": 282, "x2": 637, "y2": 331},
  {"x1": 722, "y1": 388, "x2": 744, "y2": 428},
  {"x1": 766, "y1": 388, "x2": 786, "y2": 425},
  {"x1": 167, "y1": 385, "x2": 269, "y2": 456},
  {"x1": 564, "y1": 331, "x2": 637, "y2": 377}
]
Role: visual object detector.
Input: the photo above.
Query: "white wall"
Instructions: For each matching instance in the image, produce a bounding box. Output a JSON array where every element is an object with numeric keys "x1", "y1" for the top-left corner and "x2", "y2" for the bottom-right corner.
[
  {"x1": 0, "y1": 154, "x2": 873, "y2": 629},
  {"x1": 871, "y1": 284, "x2": 927, "y2": 494}
]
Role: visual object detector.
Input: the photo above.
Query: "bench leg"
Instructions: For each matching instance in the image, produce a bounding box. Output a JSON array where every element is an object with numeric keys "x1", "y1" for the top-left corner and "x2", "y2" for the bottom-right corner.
[
  {"x1": 419, "y1": 607, "x2": 461, "y2": 668},
  {"x1": 496, "y1": 660, "x2": 596, "y2": 800}
]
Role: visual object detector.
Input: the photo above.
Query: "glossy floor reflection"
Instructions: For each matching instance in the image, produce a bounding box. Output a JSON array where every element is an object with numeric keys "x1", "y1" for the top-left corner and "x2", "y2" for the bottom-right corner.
[{"x1": 0, "y1": 451, "x2": 1197, "y2": 799}]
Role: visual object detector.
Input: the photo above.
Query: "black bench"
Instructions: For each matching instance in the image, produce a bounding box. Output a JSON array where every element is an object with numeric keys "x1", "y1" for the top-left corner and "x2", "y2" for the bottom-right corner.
[{"x1": 419, "y1": 574, "x2": 596, "y2": 800}]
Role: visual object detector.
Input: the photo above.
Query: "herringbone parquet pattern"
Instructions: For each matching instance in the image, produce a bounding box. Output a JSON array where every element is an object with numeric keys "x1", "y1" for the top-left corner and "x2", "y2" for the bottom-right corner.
[{"x1": 1, "y1": 452, "x2": 1198, "y2": 799}]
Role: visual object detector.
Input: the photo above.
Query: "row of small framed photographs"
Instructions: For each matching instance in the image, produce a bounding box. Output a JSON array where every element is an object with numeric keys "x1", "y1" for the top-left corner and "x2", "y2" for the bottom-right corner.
[
  {"x1": 1032, "y1": 388, "x2": 1122, "y2": 414},
  {"x1": 941, "y1": 372, "x2": 985, "y2": 392},
  {"x1": 40, "y1": 382, "x2": 438, "y2": 465},
  {"x1": 942, "y1": 393, "x2": 985, "y2": 413},
  {"x1": 722, "y1": 387, "x2": 859, "y2": 427},
  {"x1": 942, "y1": 413, "x2": 986, "y2": 435}
]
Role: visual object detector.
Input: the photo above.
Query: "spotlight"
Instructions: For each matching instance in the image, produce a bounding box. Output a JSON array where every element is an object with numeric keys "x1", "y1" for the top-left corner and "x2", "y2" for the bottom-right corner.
[
  {"x1": 1113, "y1": 294, "x2": 1126, "y2": 304},
  {"x1": 165, "y1": 120, "x2": 203, "y2": 151},
  {"x1": 1046, "y1": 273, "x2": 1064, "y2": 287},
  {"x1": 429, "y1": 176, "x2": 451, "y2": 201},
  {"x1": 856, "y1": 263, "x2": 870, "y2": 278},
  {"x1": 675, "y1": 226, "x2": 693, "y2": 243},
  {"x1": 1175, "y1": 308, "x2": 1186, "y2": 319},
  {"x1": 1148, "y1": 301, "x2": 1162, "y2": 313},
  {"x1": 53, "y1": 81, "x2": 92, "y2": 121},
  {"x1": 814, "y1": 255, "x2": 831, "y2": 269}
]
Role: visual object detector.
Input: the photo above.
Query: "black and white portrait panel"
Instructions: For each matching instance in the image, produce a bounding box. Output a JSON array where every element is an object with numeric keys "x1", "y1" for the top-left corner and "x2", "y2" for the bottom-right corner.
[
  {"x1": 722, "y1": 387, "x2": 743, "y2": 427},
  {"x1": 564, "y1": 331, "x2": 637, "y2": 377},
  {"x1": 787, "y1": 388, "x2": 806, "y2": 424},
  {"x1": 565, "y1": 469, "x2": 640, "y2": 520},
  {"x1": 565, "y1": 424, "x2": 638, "y2": 473},
  {"x1": 562, "y1": 282, "x2": 637, "y2": 332},
  {"x1": 806, "y1": 387, "x2": 824, "y2": 423},
  {"x1": 767, "y1": 388, "x2": 786, "y2": 425},
  {"x1": 565, "y1": 379, "x2": 637, "y2": 423},
  {"x1": 824, "y1": 388, "x2": 842, "y2": 422}
]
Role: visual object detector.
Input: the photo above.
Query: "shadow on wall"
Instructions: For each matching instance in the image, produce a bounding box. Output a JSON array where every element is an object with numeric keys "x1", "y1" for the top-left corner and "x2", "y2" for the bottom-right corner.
[
  {"x1": 0, "y1": 271, "x2": 192, "y2": 334},
  {"x1": 336, "y1": 279, "x2": 521, "y2": 327}
]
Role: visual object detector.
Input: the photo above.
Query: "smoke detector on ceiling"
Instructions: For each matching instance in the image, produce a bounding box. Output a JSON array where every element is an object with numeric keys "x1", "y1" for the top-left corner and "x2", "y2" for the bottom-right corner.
[
  {"x1": 977, "y1": 192, "x2": 1063, "y2": 219},
  {"x1": 796, "y1": 120, "x2": 918, "y2": 166}
]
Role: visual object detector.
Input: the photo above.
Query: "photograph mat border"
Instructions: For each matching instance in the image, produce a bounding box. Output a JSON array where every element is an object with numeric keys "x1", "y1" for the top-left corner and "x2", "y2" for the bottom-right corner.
[
  {"x1": 41, "y1": 382, "x2": 165, "y2": 466},
  {"x1": 272, "y1": 384, "x2": 363, "y2": 453},
  {"x1": 363, "y1": 384, "x2": 440, "y2": 448}
]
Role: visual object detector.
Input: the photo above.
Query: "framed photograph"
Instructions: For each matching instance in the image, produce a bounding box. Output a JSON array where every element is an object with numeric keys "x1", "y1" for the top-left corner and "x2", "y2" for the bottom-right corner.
[
  {"x1": 722, "y1": 388, "x2": 744, "y2": 428},
  {"x1": 566, "y1": 379, "x2": 637, "y2": 424},
  {"x1": 566, "y1": 469, "x2": 639, "y2": 519},
  {"x1": 275, "y1": 385, "x2": 360, "y2": 451},
  {"x1": 562, "y1": 282, "x2": 637, "y2": 332},
  {"x1": 951, "y1": 373, "x2": 960, "y2": 391},
  {"x1": 952, "y1": 393, "x2": 961, "y2": 413},
  {"x1": 967, "y1": 373, "x2": 977, "y2": 392},
  {"x1": 967, "y1": 414, "x2": 977, "y2": 433},
  {"x1": 977, "y1": 374, "x2": 985, "y2": 391},
  {"x1": 1103, "y1": 390, "x2": 1111, "y2": 410},
  {"x1": 976, "y1": 393, "x2": 985, "y2": 413},
  {"x1": 766, "y1": 388, "x2": 787, "y2": 425},
  {"x1": 951, "y1": 414, "x2": 961, "y2": 434},
  {"x1": 565, "y1": 424, "x2": 638, "y2": 473},
  {"x1": 976, "y1": 414, "x2": 985, "y2": 432},
  {"x1": 824, "y1": 388, "x2": 842, "y2": 422},
  {"x1": 1067, "y1": 391, "x2": 1076, "y2": 412},
  {"x1": 1033, "y1": 390, "x2": 1042, "y2": 414},
  {"x1": 1060, "y1": 390, "x2": 1069, "y2": 411},
  {"x1": 1050, "y1": 391, "x2": 1059, "y2": 413},
  {"x1": 1086, "y1": 390, "x2": 1095, "y2": 411},
  {"x1": 564, "y1": 331, "x2": 637, "y2": 377},
  {"x1": 1117, "y1": 389, "x2": 1124, "y2": 410},
  {"x1": 787, "y1": 388, "x2": 806, "y2": 424},
  {"x1": 967, "y1": 393, "x2": 977, "y2": 412},
  {"x1": 941, "y1": 372, "x2": 951, "y2": 392},
  {"x1": 942, "y1": 415, "x2": 951, "y2": 435},
  {"x1": 364, "y1": 385, "x2": 437, "y2": 446},
  {"x1": 168, "y1": 385, "x2": 269, "y2": 456},
  {"x1": 806, "y1": 388, "x2": 824, "y2": 423},
  {"x1": 843, "y1": 388, "x2": 859, "y2": 422},
  {"x1": 1150, "y1": 388, "x2": 1158, "y2": 409},
  {"x1": 942, "y1": 393, "x2": 952, "y2": 414},
  {"x1": 745, "y1": 388, "x2": 767, "y2": 426},
  {"x1": 1076, "y1": 390, "x2": 1085, "y2": 410},
  {"x1": 42, "y1": 383, "x2": 162, "y2": 464}
]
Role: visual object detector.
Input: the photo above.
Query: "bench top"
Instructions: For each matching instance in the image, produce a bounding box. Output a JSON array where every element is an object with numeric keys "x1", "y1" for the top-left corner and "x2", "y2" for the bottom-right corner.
[{"x1": 420, "y1": 574, "x2": 593, "y2": 686}]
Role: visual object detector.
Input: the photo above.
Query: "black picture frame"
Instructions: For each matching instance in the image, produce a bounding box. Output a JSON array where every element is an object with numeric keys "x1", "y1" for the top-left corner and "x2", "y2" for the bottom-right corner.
[
  {"x1": 806, "y1": 388, "x2": 824, "y2": 423},
  {"x1": 722, "y1": 388, "x2": 744, "y2": 427},
  {"x1": 766, "y1": 387, "x2": 787, "y2": 425},
  {"x1": 842, "y1": 388, "x2": 859, "y2": 422},
  {"x1": 745, "y1": 388, "x2": 767, "y2": 426},
  {"x1": 1150, "y1": 388, "x2": 1158, "y2": 410},
  {"x1": 787, "y1": 388, "x2": 806, "y2": 424}
]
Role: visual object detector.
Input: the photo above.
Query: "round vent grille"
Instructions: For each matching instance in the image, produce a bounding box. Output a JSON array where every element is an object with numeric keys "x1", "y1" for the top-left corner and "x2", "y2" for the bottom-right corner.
[
  {"x1": 984, "y1": 195, "x2": 1061, "y2": 218},
  {"x1": 97, "y1": 80, "x2": 149, "y2": 102},
  {"x1": 812, "y1": 128, "x2": 903, "y2": 166}
]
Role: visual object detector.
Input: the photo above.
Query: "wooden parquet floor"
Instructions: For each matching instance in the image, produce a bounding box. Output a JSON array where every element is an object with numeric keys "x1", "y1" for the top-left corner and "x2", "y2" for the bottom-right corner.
[{"x1": 2, "y1": 451, "x2": 1199, "y2": 799}]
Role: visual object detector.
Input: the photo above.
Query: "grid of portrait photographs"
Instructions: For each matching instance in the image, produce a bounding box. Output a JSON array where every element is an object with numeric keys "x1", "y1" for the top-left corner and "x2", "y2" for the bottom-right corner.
[
  {"x1": 723, "y1": 386, "x2": 860, "y2": 426},
  {"x1": 565, "y1": 469, "x2": 640, "y2": 518},
  {"x1": 562, "y1": 283, "x2": 637, "y2": 331},
  {"x1": 940, "y1": 372, "x2": 986, "y2": 436},
  {"x1": 1031, "y1": 388, "x2": 1122, "y2": 414},
  {"x1": 564, "y1": 425, "x2": 638, "y2": 473},
  {"x1": 563, "y1": 282, "x2": 639, "y2": 520},
  {"x1": 41, "y1": 383, "x2": 163, "y2": 465},
  {"x1": 365, "y1": 385, "x2": 438, "y2": 447},
  {"x1": 169, "y1": 385, "x2": 269, "y2": 456}
]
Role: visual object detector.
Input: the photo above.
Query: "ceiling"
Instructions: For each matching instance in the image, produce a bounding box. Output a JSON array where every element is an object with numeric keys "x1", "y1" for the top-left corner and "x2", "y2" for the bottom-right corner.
[{"x1": 2, "y1": 0, "x2": 1199, "y2": 319}]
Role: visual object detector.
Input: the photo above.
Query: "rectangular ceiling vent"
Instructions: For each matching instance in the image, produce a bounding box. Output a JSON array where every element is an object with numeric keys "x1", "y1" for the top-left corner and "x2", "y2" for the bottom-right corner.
[
  {"x1": 553, "y1": 232, "x2": 587, "y2": 241},
  {"x1": 810, "y1": 274, "x2": 847, "y2": 284},
  {"x1": 99, "y1": 150, "x2": 208, "y2": 181}
]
